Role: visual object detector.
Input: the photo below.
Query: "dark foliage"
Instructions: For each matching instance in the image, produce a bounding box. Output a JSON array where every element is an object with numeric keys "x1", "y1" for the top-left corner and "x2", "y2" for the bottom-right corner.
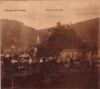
[{"x1": 38, "y1": 23, "x2": 84, "y2": 57}]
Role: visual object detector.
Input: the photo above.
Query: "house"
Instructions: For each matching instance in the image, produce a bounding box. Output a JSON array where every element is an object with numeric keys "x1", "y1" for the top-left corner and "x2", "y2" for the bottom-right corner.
[{"x1": 60, "y1": 49, "x2": 82, "y2": 60}]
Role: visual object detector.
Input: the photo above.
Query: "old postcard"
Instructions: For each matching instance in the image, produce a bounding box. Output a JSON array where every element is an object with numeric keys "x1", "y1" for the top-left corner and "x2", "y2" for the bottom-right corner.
[{"x1": 0, "y1": 0, "x2": 99, "y2": 89}]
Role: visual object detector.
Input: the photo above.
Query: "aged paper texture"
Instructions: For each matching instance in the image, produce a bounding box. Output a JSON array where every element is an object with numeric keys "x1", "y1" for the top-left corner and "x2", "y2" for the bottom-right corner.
[{"x1": 0, "y1": 0, "x2": 100, "y2": 89}]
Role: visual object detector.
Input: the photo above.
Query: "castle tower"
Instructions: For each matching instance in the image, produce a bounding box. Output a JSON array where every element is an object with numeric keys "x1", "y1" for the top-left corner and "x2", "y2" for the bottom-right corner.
[
  {"x1": 57, "y1": 21, "x2": 61, "y2": 27},
  {"x1": 70, "y1": 22, "x2": 74, "y2": 30},
  {"x1": 48, "y1": 29, "x2": 52, "y2": 36}
]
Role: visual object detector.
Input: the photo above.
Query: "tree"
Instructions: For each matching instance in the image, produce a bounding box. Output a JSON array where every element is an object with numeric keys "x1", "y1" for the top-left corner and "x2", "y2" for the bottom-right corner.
[
  {"x1": 39, "y1": 22, "x2": 85, "y2": 57},
  {"x1": 36, "y1": 44, "x2": 49, "y2": 60}
]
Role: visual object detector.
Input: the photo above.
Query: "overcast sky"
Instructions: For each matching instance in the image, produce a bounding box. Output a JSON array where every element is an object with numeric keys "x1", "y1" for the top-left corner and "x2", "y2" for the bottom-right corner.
[{"x1": 0, "y1": 0, "x2": 99, "y2": 30}]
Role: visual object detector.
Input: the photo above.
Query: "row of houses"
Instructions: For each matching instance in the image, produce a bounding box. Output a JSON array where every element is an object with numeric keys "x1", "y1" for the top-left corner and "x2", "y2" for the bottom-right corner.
[{"x1": 61, "y1": 49, "x2": 98, "y2": 60}]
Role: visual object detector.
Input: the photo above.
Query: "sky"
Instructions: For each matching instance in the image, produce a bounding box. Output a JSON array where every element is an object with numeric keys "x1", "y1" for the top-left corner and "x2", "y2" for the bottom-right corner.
[{"x1": 0, "y1": 0, "x2": 99, "y2": 30}]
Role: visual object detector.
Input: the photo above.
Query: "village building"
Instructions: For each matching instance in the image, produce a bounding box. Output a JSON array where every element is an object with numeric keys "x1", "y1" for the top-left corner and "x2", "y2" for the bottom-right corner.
[{"x1": 60, "y1": 49, "x2": 82, "y2": 60}]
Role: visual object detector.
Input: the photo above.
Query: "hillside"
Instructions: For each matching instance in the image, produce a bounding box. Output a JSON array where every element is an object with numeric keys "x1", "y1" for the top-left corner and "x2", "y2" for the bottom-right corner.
[
  {"x1": 37, "y1": 23, "x2": 84, "y2": 56},
  {"x1": 1, "y1": 19, "x2": 37, "y2": 49},
  {"x1": 73, "y1": 18, "x2": 99, "y2": 48},
  {"x1": 1, "y1": 18, "x2": 99, "y2": 50},
  {"x1": 39, "y1": 18, "x2": 99, "y2": 48}
]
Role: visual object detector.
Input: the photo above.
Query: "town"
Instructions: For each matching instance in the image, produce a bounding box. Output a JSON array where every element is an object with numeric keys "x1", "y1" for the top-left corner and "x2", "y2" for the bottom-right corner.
[{"x1": 1, "y1": 20, "x2": 99, "y2": 89}]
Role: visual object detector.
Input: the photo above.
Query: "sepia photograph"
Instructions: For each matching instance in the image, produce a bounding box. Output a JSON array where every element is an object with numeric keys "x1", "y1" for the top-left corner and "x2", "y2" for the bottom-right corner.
[{"x1": 0, "y1": 0, "x2": 100, "y2": 89}]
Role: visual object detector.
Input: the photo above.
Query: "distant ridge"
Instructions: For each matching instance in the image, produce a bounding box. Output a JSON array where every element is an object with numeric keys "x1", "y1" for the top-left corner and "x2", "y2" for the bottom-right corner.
[
  {"x1": 73, "y1": 18, "x2": 99, "y2": 48},
  {"x1": 39, "y1": 18, "x2": 99, "y2": 48},
  {"x1": 1, "y1": 18, "x2": 99, "y2": 49},
  {"x1": 1, "y1": 19, "x2": 37, "y2": 49}
]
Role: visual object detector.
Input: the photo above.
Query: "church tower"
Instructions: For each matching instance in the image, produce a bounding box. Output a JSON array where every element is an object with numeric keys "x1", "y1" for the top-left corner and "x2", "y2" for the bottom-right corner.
[
  {"x1": 34, "y1": 32, "x2": 40, "y2": 55},
  {"x1": 36, "y1": 31, "x2": 41, "y2": 45},
  {"x1": 36, "y1": 31, "x2": 41, "y2": 44}
]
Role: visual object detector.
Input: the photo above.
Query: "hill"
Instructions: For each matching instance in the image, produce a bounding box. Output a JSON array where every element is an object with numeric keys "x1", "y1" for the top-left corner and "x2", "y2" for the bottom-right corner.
[
  {"x1": 38, "y1": 23, "x2": 84, "y2": 56},
  {"x1": 39, "y1": 18, "x2": 99, "y2": 48},
  {"x1": 73, "y1": 18, "x2": 99, "y2": 48},
  {"x1": 1, "y1": 19, "x2": 37, "y2": 49},
  {"x1": 1, "y1": 18, "x2": 99, "y2": 50}
]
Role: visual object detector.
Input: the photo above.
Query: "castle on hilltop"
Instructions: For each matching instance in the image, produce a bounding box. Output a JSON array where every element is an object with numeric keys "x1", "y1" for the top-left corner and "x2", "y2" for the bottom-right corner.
[{"x1": 47, "y1": 21, "x2": 75, "y2": 36}]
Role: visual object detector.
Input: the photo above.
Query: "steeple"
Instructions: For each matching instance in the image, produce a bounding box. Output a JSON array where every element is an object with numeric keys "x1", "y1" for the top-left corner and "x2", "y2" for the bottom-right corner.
[{"x1": 37, "y1": 31, "x2": 40, "y2": 44}]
